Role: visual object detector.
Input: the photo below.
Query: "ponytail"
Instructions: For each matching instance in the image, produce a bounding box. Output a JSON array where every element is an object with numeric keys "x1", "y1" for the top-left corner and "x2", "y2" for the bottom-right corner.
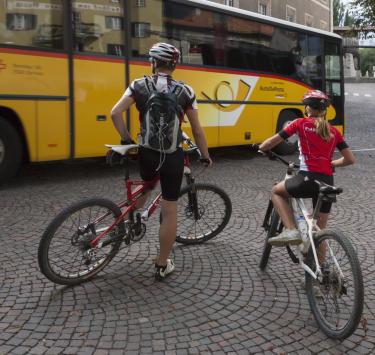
[
  {"x1": 314, "y1": 116, "x2": 331, "y2": 141},
  {"x1": 305, "y1": 106, "x2": 331, "y2": 141}
]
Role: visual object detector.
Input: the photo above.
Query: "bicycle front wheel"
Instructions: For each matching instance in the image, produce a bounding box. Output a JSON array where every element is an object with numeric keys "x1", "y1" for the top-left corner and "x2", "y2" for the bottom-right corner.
[
  {"x1": 175, "y1": 183, "x2": 232, "y2": 244},
  {"x1": 38, "y1": 198, "x2": 125, "y2": 285},
  {"x1": 305, "y1": 229, "x2": 364, "y2": 339}
]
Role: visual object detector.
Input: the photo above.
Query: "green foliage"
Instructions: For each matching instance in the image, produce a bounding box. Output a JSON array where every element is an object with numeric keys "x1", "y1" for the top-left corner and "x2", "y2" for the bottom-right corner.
[
  {"x1": 344, "y1": 10, "x2": 354, "y2": 26},
  {"x1": 350, "y1": 0, "x2": 375, "y2": 27},
  {"x1": 359, "y1": 48, "x2": 375, "y2": 76}
]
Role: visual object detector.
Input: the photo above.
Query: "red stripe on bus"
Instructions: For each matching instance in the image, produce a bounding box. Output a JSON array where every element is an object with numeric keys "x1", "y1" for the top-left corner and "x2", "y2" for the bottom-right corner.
[
  {"x1": 74, "y1": 55, "x2": 124, "y2": 63},
  {"x1": 129, "y1": 60, "x2": 311, "y2": 88},
  {"x1": 0, "y1": 47, "x2": 67, "y2": 58}
]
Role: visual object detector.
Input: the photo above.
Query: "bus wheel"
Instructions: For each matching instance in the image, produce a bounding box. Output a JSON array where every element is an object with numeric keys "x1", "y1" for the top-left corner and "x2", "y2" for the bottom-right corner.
[
  {"x1": 273, "y1": 110, "x2": 299, "y2": 155},
  {"x1": 0, "y1": 118, "x2": 23, "y2": 183}
]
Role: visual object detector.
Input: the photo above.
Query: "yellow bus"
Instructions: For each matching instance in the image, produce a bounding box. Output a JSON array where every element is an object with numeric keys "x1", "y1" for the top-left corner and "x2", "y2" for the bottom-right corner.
[{"x1": 0, "y1": 0, "x2": 344, "y2": 182}]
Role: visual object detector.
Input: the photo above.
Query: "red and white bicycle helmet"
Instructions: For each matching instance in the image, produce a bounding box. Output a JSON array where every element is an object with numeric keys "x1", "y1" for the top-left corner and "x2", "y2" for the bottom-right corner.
[
  {"x1": 149, "y1": 42, "x2": 180, "y2": 65},
  {"x1": 302, "y1": 89, "x2": 330, "y2": 110}
]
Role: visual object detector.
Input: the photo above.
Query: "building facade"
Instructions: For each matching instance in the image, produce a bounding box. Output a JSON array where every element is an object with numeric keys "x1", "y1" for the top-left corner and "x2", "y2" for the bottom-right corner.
[{"x1": 212, "y1": 0, "x2": 332, "y2": 31}]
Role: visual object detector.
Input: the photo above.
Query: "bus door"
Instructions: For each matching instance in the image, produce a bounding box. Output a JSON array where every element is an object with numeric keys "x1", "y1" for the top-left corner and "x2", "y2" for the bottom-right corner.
[
  {"x1": 324, "y1": 41, "x2": 344, "y2": 129},
  {"x1": 71, "y1": 1, "x2": 126, "y2": 158}
]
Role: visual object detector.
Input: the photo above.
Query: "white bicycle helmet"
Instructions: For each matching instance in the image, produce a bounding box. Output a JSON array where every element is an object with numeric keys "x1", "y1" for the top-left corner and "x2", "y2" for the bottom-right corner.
[{"x1": 149, "y1": 42, "x2": 180, "y2": 65}]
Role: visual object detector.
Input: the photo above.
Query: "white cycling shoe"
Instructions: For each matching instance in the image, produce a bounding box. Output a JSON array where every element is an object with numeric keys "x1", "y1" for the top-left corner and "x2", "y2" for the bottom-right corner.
[
  {"x1": 155, "y1": 259, "x2": 175, "y2": 281},
  {"x1": 268, "y1": 228, "x2": 302, "y2": 247}
]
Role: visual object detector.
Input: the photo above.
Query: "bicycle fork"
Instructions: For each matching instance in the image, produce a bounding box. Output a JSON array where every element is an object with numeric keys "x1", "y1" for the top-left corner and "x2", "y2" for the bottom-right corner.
[{"x1": 185, "y1": 171, "x2": 200, "y2": 220}]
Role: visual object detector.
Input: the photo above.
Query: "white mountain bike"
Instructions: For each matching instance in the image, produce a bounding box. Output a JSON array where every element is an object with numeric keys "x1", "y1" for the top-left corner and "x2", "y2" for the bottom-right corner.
[{"x1": 258, "y1": 149, "x2": 364, "y2": 340}]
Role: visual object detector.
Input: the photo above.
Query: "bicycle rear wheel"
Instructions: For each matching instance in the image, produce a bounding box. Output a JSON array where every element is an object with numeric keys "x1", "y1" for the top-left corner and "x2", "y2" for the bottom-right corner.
[
  {"x1": 259, "y1": 209, "x2": 280, "y2": 270},
  {"x1": 305, "y1": 229, "x2": 364, "y2": 339},
  {"x1": 38, "y1": 198, "x2": 125, "y2": 285},
  {"x1": 175, "y1": 183, "x2": 232, "y2": 244}
]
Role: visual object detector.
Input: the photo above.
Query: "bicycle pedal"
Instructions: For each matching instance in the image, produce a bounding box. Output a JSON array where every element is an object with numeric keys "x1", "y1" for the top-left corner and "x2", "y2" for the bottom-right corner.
[
  {"x1": 132, "y1": 223, "x2": 146, "y2": 242},
  {"x1": 123, "y1": 233, "x2": 131, "y2": 245}
]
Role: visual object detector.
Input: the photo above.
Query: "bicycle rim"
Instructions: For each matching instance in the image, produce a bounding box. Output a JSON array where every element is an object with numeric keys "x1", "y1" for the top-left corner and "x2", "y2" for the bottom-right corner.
[
  {"x1": 305, "y1": 229, "x2": 364, "y2": 339},
  {"x1": 38, "y1": 198, "x2": 124, "y2": 285},
  {"x1": 175, "y1": 183, "x2": 232, "y2": 244}
]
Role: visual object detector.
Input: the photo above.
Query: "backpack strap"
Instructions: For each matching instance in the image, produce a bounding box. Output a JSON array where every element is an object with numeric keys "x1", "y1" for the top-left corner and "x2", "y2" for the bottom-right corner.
[
  {"x1": 171, "y1": 83, "x2": 184, "y2": 98},
  {"x1": 144, "y1": 75, "x2": 157, "y2": 95}
]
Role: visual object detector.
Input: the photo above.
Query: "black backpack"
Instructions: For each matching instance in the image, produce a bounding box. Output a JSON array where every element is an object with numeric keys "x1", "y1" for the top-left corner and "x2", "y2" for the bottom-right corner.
[{"x1": 140, "y1": 76, "x2": 184, "y2": 154}]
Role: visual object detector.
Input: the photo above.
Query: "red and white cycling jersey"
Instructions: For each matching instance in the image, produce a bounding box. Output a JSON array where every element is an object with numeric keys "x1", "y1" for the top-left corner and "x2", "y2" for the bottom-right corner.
[{"x1": 280, "y1": 117, "x2": 348, "y2": 176}]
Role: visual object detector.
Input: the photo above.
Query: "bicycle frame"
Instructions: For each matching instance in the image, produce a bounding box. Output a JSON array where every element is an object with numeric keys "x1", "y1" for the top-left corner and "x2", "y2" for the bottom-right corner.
[
  {"x1": 89, "y1": 144, "x2": 196, "y2": 248},
  {"x1": 283, "y1": 164, "x2": 343, "y2": 281}
]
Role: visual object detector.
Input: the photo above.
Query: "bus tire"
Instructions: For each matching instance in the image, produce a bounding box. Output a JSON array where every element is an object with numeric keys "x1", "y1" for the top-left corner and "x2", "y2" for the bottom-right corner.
[
  {"x1": 0, "y1": 118, "x2": 23, "y2": 183},
  {"x1": 273, "y1": 110, "x2": 299, "y2": 155}
]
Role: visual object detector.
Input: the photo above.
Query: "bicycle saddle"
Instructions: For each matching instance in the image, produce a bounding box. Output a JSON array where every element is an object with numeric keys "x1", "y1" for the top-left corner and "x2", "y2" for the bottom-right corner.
[
  {"x1": 319, "y1": 184, "x2": 343, "y2": 195},
  {"x1": 105, "y1": 144, "x2": 139, "y2": 156}
]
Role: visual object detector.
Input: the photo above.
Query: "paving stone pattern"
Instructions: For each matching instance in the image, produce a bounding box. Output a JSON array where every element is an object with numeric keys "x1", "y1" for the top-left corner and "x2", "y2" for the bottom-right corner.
[{"x1": 0, "y1": 84, "x2": 374, "y2": 354}]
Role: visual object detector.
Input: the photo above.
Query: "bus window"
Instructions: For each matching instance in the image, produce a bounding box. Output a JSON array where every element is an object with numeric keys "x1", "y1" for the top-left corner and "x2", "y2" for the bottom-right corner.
[
  {"x1": 303, "y1": 35, "x2": 323, "y2": 89},
  {"x1": 0, "y1": 0, "x2": 64, "y2": 49},
  {"x1": 131, "y1": 0, "x2": 224, "y2": 66},
  {"x1": 72, "y1": 1, "x2": 124, "y2": 56},
  {"x1": 324, "y1": 41, "x2": 343, "y2": 123}
]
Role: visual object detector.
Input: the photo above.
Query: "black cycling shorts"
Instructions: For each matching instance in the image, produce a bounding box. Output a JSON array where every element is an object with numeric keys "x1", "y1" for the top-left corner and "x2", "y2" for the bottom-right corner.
[
  {"x1": 285, "y1": 171, "x2": 334, "y2": 213},
  {"x1": 139, "y1": 147, "x2": 184, "y2": 201}
]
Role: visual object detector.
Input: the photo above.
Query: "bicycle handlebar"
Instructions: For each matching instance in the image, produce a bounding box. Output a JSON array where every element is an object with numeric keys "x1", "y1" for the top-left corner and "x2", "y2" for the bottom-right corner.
[
  {"x1": 182, "y1": 131, "x2": 205, "y2": 159},
  {"x1": 250, "y1": 144, "x2": 300, "y2": 169}
]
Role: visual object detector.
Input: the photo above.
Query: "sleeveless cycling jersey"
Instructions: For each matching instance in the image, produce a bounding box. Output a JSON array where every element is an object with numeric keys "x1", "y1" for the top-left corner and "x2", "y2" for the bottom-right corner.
[{"x1": 279, "y1": 117, "x2": 348, "y2": 176}]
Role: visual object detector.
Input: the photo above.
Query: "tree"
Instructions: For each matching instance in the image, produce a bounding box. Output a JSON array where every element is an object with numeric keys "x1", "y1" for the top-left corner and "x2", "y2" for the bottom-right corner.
[
  {"x1": 359, "y1": 48, "x2": 375, "y2": 76},
  {"x1": 344, "y1": 9, "x2": 354, "y2": 26},
  {"x1": 333, "y1": 0, "x2": 346, "y2": 26},
  {"x1": 350, "y1": 0, "x2": 375, "y2": 28}
]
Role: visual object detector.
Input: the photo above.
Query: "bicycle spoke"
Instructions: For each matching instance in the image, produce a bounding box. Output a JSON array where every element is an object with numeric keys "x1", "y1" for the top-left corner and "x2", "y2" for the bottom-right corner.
[
  {"x1": 39, "y1": 199, "x2": 123, "y2": 284},
  {"x1": 175, "y1": 184, "x2": 231, "y2": 244},
  {"x1": 306, "y1": 230, "x2": 363, "y2": 338}
]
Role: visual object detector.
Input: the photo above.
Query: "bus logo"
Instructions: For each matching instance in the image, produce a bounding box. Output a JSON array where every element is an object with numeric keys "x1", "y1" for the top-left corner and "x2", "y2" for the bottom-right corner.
[
  {"x1": 0, "y1": 60, "x2": 7, "y2": 72},
  {"x1": 201, "y1": 79, "x2": 252, "y2": 112},
  {"x1": 200, "y1": 78, "x2": 258, "y2": 126}
]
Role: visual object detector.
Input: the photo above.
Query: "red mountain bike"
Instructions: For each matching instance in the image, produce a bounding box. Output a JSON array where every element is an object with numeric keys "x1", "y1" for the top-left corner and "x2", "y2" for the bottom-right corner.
[{"x1": 38, "y1": 133, "x2": 232, "y2": 285}]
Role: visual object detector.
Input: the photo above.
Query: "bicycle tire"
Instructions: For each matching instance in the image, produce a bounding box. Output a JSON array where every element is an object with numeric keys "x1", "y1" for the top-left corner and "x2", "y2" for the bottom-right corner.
[
  {"x1": 175, "y1": 183, "x2": 232, "y2": 244},
  {"x1": 305, "y1": 229, "x2": 364, "y2": 339},
  {"x1": 259, "y1": 209, "x2": 280, "y2": 271},
  {"x1": 38, "y1": 198, "x2": 125, "y2": 285}
]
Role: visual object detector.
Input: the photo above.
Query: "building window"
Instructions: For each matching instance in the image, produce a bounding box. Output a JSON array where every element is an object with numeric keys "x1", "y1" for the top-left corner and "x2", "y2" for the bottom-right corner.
[
  {"x1": 105, "y1": 16, "x2": 123, "y2": 30},
  {"x1": 224, "y1": 0, "x2": 234, "y2": 6},
  {"x1": 286, "y1": 5, "x2": 296, "y2": 23},
  {"x1": 107, "y1": 44, "x2": 124, "y2": 56},
  {"x1": 135, "y1": 0, "x2": 145, "y2": 6},
  {"x1": 320, "y1": 20, "x2": 328, "y2": 30},
  {"x1": 260, "y1": 4, "x2": 267, "y2": 15},
  {"x1": 6, "y1": 13, "x2": 37, "y2": 31},
  {"x1": 72, "y1": 0, "x2": 124, "y2": 55},
  {"x1": 258, "y1": 0, "x2": 270, "y2": 16},
  {"x1": 1, "y1": 1, "x2": 64, "y2": 49},
  {"x1": 305, "y1": 13, "x2": 314, "y2": 27},
  {"x1": 132, "y1": 22, "x2": 150, "y2": 38}
]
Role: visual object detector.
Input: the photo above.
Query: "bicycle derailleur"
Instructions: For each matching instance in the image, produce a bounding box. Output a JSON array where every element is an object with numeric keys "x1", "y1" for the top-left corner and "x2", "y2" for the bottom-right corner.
[{"x1": 125, "y1": 212, "x2": 146, "y2": 244}]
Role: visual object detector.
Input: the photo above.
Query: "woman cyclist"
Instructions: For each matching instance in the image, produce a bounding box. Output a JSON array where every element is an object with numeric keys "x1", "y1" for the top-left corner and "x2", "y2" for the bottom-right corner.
[{"x1": 259, "y1": 89, "x2": 355, "y2": 246}]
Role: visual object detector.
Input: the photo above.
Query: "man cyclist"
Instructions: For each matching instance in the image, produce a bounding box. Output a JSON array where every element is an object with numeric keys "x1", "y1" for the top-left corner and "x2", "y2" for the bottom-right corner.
[
  {"x1": 259, "y1": 89, "x2": 355, "y2": 246},
  {"x1": 110, "y1": 42, "x2": 212, "y2": 280}
]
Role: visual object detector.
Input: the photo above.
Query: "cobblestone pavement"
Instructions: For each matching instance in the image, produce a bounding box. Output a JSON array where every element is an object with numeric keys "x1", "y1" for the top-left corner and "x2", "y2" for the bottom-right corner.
[{"x1": 1, "y1": 83, "x2": 375, "y2": 354}]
